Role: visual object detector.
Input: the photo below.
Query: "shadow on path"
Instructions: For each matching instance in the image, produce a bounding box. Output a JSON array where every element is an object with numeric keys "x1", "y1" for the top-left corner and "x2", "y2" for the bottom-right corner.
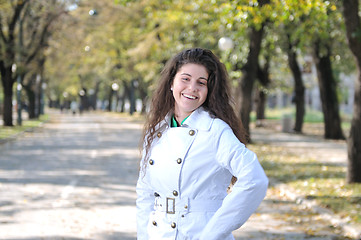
[{"x1": 0, "y1": 112, "x2": 140, "y2": 239}]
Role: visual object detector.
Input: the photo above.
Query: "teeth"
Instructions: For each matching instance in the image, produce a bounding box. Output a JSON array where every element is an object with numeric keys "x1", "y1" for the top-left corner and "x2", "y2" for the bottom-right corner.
[{"x1": 183, "y1": 94, "x2": 196, "y2": 99}]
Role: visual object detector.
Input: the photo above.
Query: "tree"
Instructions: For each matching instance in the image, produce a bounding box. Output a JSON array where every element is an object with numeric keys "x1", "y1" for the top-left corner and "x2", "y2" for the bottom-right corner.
[
  {"x1": 0, "y1": 0, "x2": 70, "y2": 125},
  {"x1": 239, "y1": 0, "x2": 270, "y2": 136},
  {"x1": 342, "y1": 0, "x2": 361, "y2": 183},
  {"x1": 216, "y1": 0, "x2": 271, "y2": 137},
  {"x1": 253, "y1": 29, "x2": 278, "y2": 127},
  {"x1": 20, "y1": 1, "x2": 67, "y2": 118},
  {"x1": 0, "y1": 0, "x2": 29, "y2": 126},
  {"x1": 238, "y1": 23, "x2": 266, "y2": 135},
  {"x1": 286, "y1": 33, "x2": 305, "y2": 133},
  {"x1": 312, "y1": 39, "x2": 345, "y2": 140},
  {"x1": 269, "y1": 0, "x2": 351, "y2": 137},
  {"x1": 301, "y1": 1, "x2": 345, "y2": 140},
  {"x1": 255, "y1": 50, "x2": 271, "y2": 127},
  {"x1": 45, "y1": 0, "x2": 122, "y2": 110}
]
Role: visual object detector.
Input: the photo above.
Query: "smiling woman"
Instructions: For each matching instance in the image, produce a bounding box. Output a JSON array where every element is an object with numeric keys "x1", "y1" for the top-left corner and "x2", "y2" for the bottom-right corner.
[
  {"x1": 136, "y1": 48, "x2": 268, "y2": 240},
  {"x1": 171, "y1": 63, "x2": 209, "y2": 125}
]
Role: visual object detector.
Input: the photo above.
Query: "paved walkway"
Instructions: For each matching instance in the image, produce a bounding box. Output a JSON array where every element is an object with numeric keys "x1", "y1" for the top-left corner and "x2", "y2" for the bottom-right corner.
[
  {"x1": 0, "y1": 111, "x2": 355, "y2": 239},
  {"x1": 251, "y1": 127, "x2": 347, "y2": 166}
]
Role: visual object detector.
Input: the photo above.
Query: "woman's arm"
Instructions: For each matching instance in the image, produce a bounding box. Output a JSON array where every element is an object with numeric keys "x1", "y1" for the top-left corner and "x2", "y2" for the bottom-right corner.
[{"x1": 200, "y1": 128, "x2": 268, "y2": 240}]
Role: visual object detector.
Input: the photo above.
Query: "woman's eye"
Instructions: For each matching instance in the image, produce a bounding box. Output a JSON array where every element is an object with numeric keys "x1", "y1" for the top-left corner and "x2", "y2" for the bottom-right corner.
[
  {"x1": 182, "y1": 78, "x2": 189, "y2": 81},
  {"x1": 198, "y1": 81, "x2": 206, "y2": 86}
]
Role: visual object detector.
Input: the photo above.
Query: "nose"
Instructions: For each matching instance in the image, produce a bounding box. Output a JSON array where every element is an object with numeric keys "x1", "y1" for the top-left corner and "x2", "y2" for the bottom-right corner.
[{"x1": 188, "y1": 80, "x2": 197, "y2": 91}]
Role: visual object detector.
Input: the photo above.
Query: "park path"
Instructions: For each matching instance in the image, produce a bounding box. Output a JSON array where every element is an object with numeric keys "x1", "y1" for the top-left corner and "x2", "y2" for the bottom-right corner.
[
  {"x1": 0, "y1": 111, "x2": 141, "y2": 240},
  {"x1": 0, "y1": 111, "x2": 353, "y2": 240}
]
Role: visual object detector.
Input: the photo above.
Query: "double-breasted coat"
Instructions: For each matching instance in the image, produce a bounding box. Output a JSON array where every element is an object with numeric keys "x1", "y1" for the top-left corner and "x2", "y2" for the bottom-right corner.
[{"x1": 136, "y1": 107, "x2": 268, "y2": 240}]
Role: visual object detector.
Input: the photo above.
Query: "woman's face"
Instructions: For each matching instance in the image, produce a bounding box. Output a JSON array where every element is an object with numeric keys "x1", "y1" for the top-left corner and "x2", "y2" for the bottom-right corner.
[{"x1": 171, "y1": 63, "x2": 209, "y2": 118}]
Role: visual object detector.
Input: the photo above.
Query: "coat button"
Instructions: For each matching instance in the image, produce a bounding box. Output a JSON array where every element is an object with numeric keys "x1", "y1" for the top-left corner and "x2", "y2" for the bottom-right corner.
[
  {"x1": 184, "y1": 205, "x2": 188, "y2": 209},
  {"x1": 153, "y1": 221, "x2": 157, "y2": 226},
  {"x1": 173, "y1": 190, "x2": 178, "y2": 196},
  {"x1": 149, "y1": 159, "x2": 154, "y2": 165},
  {"x1": 176, "y1": 158, "x2": 182, "y2": 164},
  {"x1": 189, "y1": 130, "x2": 195, "y2": 136},
  {"x1": 171, "y1": 222, "x2": 176, "y2": 228},
  {"x1": 157, "y1": 132, "x2": 162, "y2": 138}
]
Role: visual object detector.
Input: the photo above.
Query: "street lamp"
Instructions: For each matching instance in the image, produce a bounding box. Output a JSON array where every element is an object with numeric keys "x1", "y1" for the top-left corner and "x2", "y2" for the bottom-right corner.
[
  {"x1": 111, "y1": 83, "x2": 119, "y2": 91},
  {"x1": 218, "y1": 37, "x2": 234, "y2": 51},
  {"x1": 79, "y1": 89, "x2": 85, "y2": 97},
  {"x1": 111, "y1": 83, "x2": 119, "y2": 112},
  {"x1": 89, "y1": 9, "x2": 97, "y2": 16}
]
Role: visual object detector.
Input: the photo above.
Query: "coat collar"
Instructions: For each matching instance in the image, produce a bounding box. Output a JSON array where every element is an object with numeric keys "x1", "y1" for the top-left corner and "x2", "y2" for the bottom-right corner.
[{"x1": 162, "y1": 107, "x2": 214, "y2": 131}]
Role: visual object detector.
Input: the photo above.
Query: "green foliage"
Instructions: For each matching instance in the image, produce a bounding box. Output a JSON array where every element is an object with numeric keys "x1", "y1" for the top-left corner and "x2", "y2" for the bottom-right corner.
[{"x1": 41, "y1": 0, "x2": 357, "y2": 109}]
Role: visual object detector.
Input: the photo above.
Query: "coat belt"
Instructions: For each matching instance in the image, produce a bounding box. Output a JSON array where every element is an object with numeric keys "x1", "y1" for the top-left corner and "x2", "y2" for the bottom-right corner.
[{"x1": 154, "y1": 196, "x2": 223, "y2": 214}]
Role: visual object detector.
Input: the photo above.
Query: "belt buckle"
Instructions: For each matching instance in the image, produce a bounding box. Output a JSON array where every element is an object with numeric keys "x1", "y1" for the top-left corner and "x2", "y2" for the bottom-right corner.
[{"x1": 166, "y1": 197, "x2": 175, "y2": 214}]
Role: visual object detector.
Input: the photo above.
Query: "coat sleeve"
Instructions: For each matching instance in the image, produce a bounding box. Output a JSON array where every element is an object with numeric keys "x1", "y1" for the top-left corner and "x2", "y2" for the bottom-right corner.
[
  {"x1": 199, "y1": 127, "x2": 269, "y2": 240},
  {"x1": 136, "y1": 159, "x2": 154, "y2": 240}
]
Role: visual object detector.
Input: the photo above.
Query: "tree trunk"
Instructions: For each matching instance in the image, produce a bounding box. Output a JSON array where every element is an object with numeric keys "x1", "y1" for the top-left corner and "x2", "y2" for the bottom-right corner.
[
  {"x1": 313, "y1": 40, "x2": 345, "y2": 140},
  {"x1": 90, "y1": 81, "x2": 101, "y2": 110},
  {"x1": 2, "y1": 83, "x2": 14, "y2": 126},
  {"x1": 129, "y1": 79, "x2": 137, "y2": 115},
  {"x1": 80, "y1": 88, "x2": 88, "y2": 112},
  {"x1": 0, "y1": 0, "x2": 28, "y2": 126},
  {"x1": 0, "y1": 66, "x2": 15, "y2": 126},
  {"x1": 120, "y1": 80, "x2": 129, "y2": 113},
  {"x1": 37, "y1": 79, "x2": 43, "y2": 116},
  {"x1": 107, "y1": 86, "x2": 113, "y2": 112},
  {"x1": 239, "y1": 26, "x2": 264, "y2": 135},
  {"x1": 342, "y1": 0, "x2": 361, "y2": 183},
  {"x1": 237, "y1": 0, "x2": 269, "y2": 136},
  {"x1": 138, "y1": 82, "x2": 148, "y2": 114},
  {"x1": 24, "y1": 85, "x2": 36, "y2": 119},
  {"x1": 23, "y1": 73, "x2": 37, "y2": 119},
  {"x1": 255, "y1": 87, "x2": 266, "y2": 127},
  {"x1": 137, "y1": 79, "x2": 149, "y2": 114},
  {"x1": 255, "y1": 56, "x2": 271, "y2": 127},
  {"x1": 286, "y1": 34, "x2": 305, "y2": 133}
]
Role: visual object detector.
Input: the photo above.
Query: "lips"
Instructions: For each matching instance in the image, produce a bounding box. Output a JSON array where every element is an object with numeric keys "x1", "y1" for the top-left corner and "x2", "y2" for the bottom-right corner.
[{"x1": 182, "y1": 93, "x2": 197, "y2": 100}]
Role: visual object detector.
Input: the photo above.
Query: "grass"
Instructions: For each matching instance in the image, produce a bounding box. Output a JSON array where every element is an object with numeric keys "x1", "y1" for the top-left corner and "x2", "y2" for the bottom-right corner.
[
  {"x1": 251, "y1": 107, "x2": 351, "y2": 123},
  {"x1": 0, "y1": 114, "x2": 49, "y2": 140},
  {"x1": 249, "y1": 143, "x2": 361, "y2": 226},
  {"x1": 251, "y1": 107, "x2": 352, "y2": 136}
]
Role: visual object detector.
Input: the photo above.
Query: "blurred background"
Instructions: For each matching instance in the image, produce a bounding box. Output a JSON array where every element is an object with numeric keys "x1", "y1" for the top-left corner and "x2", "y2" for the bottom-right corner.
[
  {"x1": 1, "y1": 0, "x2": 361, "y2": 180},
  {"x1": 0, "y1": 1, "x2": 361, "y2": 238},
  {"x1": 1, "y1": 0, "x2": 357, "y2": 135},
  {"x1": 0, "y1": 0, "x2": 356, "y2": 133}
]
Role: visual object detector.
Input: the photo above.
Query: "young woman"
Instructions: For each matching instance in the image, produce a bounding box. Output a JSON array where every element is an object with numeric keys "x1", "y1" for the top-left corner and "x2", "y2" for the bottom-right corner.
[{"x1": 136, "y1": 48, "x2": 268, "y2": 240}]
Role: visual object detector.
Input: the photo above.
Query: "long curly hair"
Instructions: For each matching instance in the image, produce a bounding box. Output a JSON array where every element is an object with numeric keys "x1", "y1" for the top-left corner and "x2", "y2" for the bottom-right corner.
[{"x1": 142, "y1": 48, "x2": 247, "y2": 179}]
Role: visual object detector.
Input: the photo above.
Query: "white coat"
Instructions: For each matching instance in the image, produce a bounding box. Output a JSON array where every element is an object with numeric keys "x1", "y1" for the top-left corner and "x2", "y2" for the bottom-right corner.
[{"x1": 136, "y1": 107, "x2": 268, "y2": 240}]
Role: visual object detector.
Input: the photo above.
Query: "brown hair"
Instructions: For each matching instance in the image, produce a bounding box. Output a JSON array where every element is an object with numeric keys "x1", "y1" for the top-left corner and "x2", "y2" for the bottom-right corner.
[{"x1": 141, "y1": 48, "x2": 247, "y2": 176}]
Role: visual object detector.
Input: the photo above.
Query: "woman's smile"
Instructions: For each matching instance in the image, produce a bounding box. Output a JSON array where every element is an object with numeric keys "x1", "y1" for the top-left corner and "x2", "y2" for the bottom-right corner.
[{"x1": 182, "y1": 93, "x2": 198, "y2": 100}]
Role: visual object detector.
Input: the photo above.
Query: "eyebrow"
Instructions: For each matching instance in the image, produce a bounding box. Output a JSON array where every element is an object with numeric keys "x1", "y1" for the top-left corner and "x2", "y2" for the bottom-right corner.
[{"x1": 180, "y1": 73, "x2": 208, "y2": 81}]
